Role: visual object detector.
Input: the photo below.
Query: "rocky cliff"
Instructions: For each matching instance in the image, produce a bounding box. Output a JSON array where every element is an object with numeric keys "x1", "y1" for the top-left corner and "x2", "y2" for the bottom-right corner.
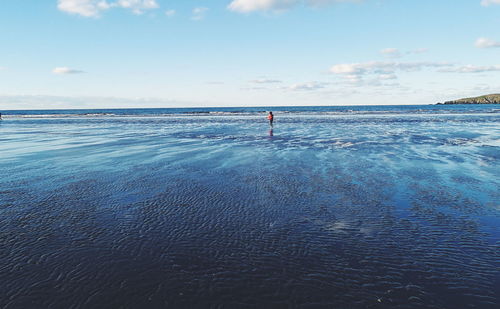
[{"x1": 437, "y1": 94, "x2": 500, "y2": 104}]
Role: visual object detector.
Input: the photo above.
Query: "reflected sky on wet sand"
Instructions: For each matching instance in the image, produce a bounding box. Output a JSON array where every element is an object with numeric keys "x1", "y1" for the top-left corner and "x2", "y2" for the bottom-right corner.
[{"x1": 0, "y1": 109, "x2": 499, "y2": 308}]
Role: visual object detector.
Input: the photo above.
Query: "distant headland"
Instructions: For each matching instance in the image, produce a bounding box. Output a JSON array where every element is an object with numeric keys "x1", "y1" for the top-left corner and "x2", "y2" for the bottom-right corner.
[{"x1": 437, "y1": 94, "x2": 500, "y2": 105}]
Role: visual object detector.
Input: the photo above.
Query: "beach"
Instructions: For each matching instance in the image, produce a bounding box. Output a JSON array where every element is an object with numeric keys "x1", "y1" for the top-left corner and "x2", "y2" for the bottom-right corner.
[{"x1": 0, "y1": 105, "x2": 499, "y2": 308}]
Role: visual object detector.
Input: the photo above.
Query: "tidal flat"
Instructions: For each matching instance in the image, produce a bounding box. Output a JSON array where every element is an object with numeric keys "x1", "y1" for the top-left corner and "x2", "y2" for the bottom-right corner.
[{"x1": 0, "y1": 106, "x2": 499, "y2": 308}]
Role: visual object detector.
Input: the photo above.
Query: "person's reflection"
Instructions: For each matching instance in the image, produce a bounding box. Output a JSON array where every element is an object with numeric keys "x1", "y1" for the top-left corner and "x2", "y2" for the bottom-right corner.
[{"x1": 269, "y1": 129, "x2": 273, "y2": 137}]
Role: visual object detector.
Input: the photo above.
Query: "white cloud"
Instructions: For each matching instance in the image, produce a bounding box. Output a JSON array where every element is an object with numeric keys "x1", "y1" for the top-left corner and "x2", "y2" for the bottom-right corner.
[
  {"x1": 481, "y1": 0, "x2": 500, "y2": 6},
  {"x1": 342, "y1": 74, "x2": 362, "y2": 83},
  {"x1": 378, "y1": 73, "x2": 397, "y2": 80},
  {"x1": 475, "y1": 37, "x2": 500, "y2": 48},
  {"x1": 243, "y1": 86, "x2": 268, "y2": 90},
  {"x1": 409, "y1": 48, "x2": 428, "y2": 54},
  {"x1": 284, "y1": 81, "x2": 328, "y2": 91},
  {"x1": 192, "y1": 7, "x2": 209, "y2": 20},
  {"x1": 57, "y1": 0, "x2": 159, "y2": 17},
  {"x1": 227, "y1": 0, "x2": 360, "y2": 13},
  {"x1": 58, "y1": 0, "x2": 110, "y2": 17},
  {"x1": 439, "y1": 65, "x2": 500, "y2": 73},
  {"x1": 380, "y1": 48, "x2": 401, "y2": 58},
  {"x1": 330, "y1": 63, "x2": 364, "y2": 74},
  {"x1": 116, "y1": 0, "x2": 159, "y2": 14},
  {"x1": 228, "y1": 0, "x2": 298, "y2": 12},
  {"x1": 165, "y1": 9, "x2": 176, "y2": 17},
  {"x1": 250, "y1": 79, "x2": 282, "y2": 84},
  {"x1": 380, "y1": 48, "x2": 428, "y2": 58},
  {"x1": 307, "y1": 0, "x2": 362, "y2": 6},
  {"x1": 52, "y1": 67, "x2": 85, "y2": 74}
]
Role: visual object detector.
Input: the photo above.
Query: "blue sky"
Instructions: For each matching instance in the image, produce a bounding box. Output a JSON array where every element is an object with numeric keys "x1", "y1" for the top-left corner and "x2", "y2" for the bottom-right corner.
[{"x1": 0, "y1": 0, "x2": 499, "y2": 109}]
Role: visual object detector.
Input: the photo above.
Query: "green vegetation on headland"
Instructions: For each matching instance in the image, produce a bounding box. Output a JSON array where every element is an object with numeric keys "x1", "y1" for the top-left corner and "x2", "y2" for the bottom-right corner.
[{"x1": 437, "y1": 94, "x2": 500, "y2": 105}]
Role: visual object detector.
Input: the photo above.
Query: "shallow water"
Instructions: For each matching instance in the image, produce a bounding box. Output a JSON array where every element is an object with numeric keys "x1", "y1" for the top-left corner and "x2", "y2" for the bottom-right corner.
[{"x1": 0, "y1": 108, "x2": 499, "y2": 308}]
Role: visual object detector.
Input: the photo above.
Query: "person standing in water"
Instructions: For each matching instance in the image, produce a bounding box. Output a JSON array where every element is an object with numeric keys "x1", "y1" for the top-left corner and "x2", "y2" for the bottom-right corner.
[{"x1": 267, "y1": 111, "x2": 274, "y2": 127}]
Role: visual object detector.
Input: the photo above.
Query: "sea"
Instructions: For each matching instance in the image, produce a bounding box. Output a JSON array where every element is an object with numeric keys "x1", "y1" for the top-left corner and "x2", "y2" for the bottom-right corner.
[{"x1": 0, "y1": 104, "x2": 499, "y2": 308}]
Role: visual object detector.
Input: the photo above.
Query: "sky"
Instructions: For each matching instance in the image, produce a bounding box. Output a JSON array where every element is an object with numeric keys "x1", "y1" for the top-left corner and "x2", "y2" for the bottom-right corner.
[{"x1": 0, "y1": 0, "x2": 499, "y2": 109}]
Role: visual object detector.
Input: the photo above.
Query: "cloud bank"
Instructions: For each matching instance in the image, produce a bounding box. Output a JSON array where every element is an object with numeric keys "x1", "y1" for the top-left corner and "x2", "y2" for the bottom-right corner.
[
  {"x1": 330, "y1": 61, "x2": 452, "y2": 76},
  {"x1": 329, "y1": 61, "x2": 454, "y2": 86},
  {"x1": 330, "y1": 60, "x2": 500, "y2": 86},
  {"x1": 0, "y1": 95, "x2": 191, "y2": 110}
]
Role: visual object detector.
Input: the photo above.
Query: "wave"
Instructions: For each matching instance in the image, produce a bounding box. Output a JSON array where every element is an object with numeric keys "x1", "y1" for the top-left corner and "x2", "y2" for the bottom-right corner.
[{"x1": 1, "y1": 105, "x2": 499, "y2": 118}]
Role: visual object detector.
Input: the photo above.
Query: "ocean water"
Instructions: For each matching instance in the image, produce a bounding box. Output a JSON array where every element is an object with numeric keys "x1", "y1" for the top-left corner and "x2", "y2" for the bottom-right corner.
[{"x1": 0, "y1": 105, "x2": 499, "y2": 308}]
